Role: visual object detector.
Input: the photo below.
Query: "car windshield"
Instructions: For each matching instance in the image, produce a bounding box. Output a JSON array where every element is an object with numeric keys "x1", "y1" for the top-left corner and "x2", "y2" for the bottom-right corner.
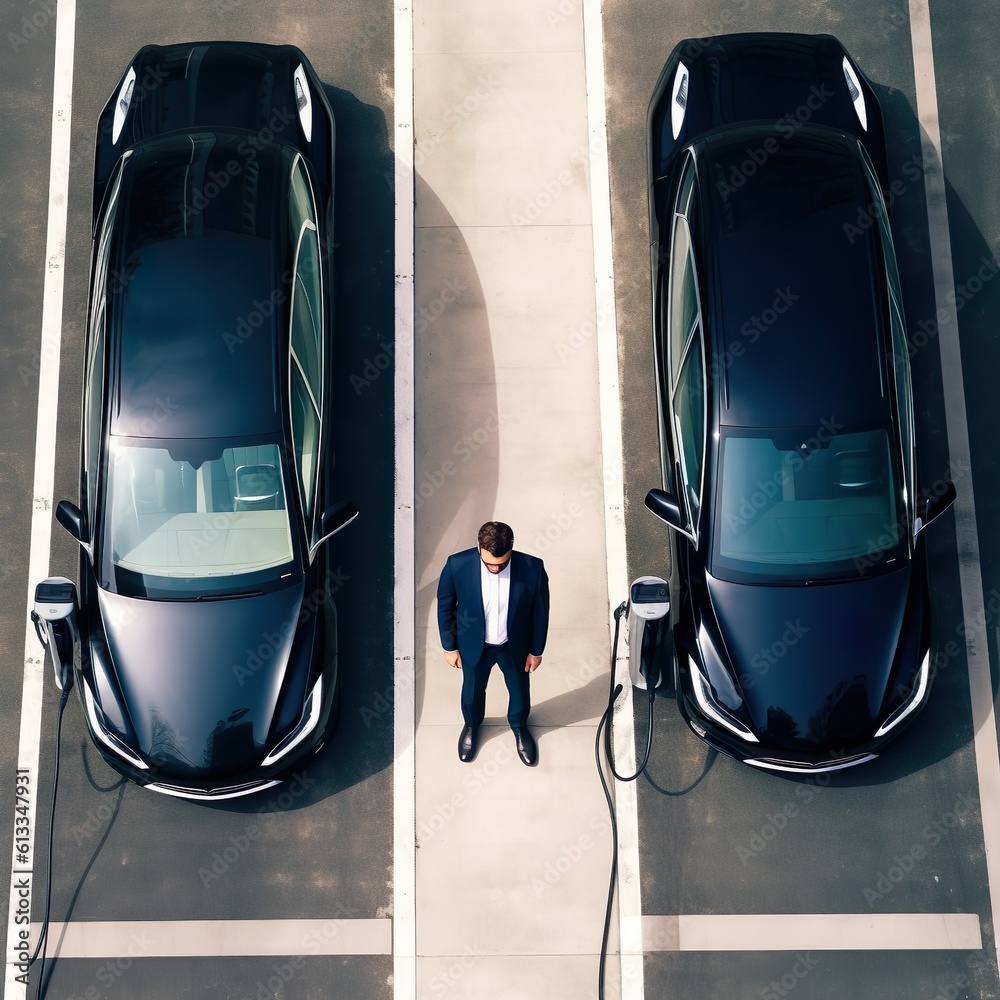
[
  {"x1": 99, "y1": 437, "x2": 297, "y2": 598},
  {"x1": 712, "y1": 427, "x2": 905, "y2": 583}
]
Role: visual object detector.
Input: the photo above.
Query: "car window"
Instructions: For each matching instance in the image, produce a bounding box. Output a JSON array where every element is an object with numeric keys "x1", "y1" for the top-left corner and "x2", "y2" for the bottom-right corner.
[
  {"x1": 667, "y1": 215, "x2": 698, "y2": 385},
  {"x1": 290, "y1": 220, "x2": 323, "y2": 407},
  {"x1": 672, "y1": 330, "x2": 706, "y2": 527},
  {"x1": 290, "y1": 367, "x2": 320, "y2": 522},
  {"x1": 287, "y1": 156, "x2": 324, "y2": 528},
  {"x1": 865, "y1": 163, "x2": 916, "y2": 528},
  {"x1": 99, "y1": 439, "x2": 295, "y2": 597},
  {"x1": 675, "y1": 152, "x2": 696, "y2": 219},
  {"x1": 85, "y1": 161, "x2": 126, "y2": 529},
  {"x1": 84, "y1": 304, "x2": 106, "y2": 527},
  {"x1": 713, "y1": 428, "x2": 904, "y2": 583}
]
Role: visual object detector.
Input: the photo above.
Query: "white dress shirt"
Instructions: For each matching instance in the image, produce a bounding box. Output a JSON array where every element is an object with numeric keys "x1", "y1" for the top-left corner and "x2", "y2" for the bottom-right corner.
[{"x1": 481, "y1": 558, "x2": 511, "y2": 645}]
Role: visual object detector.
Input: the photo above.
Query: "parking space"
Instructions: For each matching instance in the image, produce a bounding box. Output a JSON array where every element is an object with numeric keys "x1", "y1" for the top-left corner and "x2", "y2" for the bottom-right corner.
[{"x1": 2, "y1": 1, "x2": 999, "y2": 998}]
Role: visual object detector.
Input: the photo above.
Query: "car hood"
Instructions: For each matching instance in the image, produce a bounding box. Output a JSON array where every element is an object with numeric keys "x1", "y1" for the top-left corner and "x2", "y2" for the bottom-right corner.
[
  {"x1": 704, "y1": 567, "x2": 912, "y2": 748},
  {"x1": 98, "y1": 585, "x2": 304, "y2": 777}
]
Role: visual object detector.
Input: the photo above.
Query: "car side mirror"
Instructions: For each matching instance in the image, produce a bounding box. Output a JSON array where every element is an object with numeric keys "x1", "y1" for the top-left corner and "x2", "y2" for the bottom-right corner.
[
  {"x1": 55, "y1": 499, "x2": 86, "y2": 543},
  {"x1": 914, "y1": 481, "x2": 957, "y2": 535},
  {"x1": 310, "y1": 501, "x2": 359, "y2": 559},
  {"x1": 645, "y1": 489, "x2": 686, "y2": 531}
]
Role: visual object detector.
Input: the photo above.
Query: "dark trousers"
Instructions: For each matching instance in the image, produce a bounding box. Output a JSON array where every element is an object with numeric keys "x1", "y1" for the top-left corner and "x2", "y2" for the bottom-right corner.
[{"x1": 461, "y1": 642, "x2": 531, "y2": 730}]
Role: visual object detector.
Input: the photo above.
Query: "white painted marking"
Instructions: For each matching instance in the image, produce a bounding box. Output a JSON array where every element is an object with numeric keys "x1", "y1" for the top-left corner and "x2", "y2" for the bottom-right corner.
[
  {"x1": 908, "y1": 0, "x2": 1000, "y2": 980},
  {"x1": 642, "y1": 913, "x2": 982, "y2": 951},
  {"x1": 33, "y1": 919, "x2": 392, "y2": 958},
  {"x1": 581, "y1": 2, "x2": 643, "y2": 998},
  {"x1": 393, "y1": 0, "x2": 417, "y2": 997},
  {"x1": 3, "y1": 2, "x2": 76, "y2": 996}
]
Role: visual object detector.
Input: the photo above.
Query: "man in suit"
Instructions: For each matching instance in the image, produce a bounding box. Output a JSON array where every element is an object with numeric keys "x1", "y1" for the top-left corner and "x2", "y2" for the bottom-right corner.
[{"x1": 437, "y1": 521, "x2": 549, "y2": 766}]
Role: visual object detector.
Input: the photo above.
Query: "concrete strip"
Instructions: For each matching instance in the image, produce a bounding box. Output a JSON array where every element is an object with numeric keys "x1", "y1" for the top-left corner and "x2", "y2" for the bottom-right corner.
[
  {"x1": 908, "y1": 0, "x2": 1000, "y2": 980},
  {"x1": 3, "y1": 2, "x2": 76, "y2": 996},
  {"x1": 394, "y1": 0, "x2": 417, "y2": 997},
  {"x1": 581, "y1": 1, "x2": 643, "y2": 998},
  {"x1": 33, "y1": 919, "x2": 392, "y2": 958},
  {"x1": 413, "y1": 2, "x2": 615, "y2": 996},
  {"x1": 643, "y1": 913, "x2": 982, "y2": 951}
]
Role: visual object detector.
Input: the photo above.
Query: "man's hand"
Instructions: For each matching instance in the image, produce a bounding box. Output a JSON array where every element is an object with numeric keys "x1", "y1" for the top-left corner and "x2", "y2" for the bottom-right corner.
[
  {"x1": 525, "y1": 654, "x2": 542, "y2": 673},
  {"x1": 444, "y1": 649, "x2": 462, "y2": 669}
]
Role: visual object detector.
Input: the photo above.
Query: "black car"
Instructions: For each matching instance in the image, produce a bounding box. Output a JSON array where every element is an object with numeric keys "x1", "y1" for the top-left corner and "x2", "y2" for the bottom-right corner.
[
  {"x1": 645, "y1": 33, "x2": 955, "y2": 773},
  {"x1": 50, "y1": 43, "x2": 357, "y2": 799}
]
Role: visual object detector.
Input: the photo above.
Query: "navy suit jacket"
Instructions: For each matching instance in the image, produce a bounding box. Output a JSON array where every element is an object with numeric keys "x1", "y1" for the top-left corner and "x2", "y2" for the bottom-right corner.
[{"x1": 437, "y1": 548, "x2": 549, "y2": 670}]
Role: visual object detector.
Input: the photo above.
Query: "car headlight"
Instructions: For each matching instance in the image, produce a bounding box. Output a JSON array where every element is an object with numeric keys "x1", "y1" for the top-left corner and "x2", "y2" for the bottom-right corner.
[
  {"x1": 691, "y1": 627, "x2": 758, "y2": 743},
  {"x1": 262, "y1": 674, "x2": 324, "y2": 766},
  {"x1": 82, "y1": 677, "x2": 148, "y2": 770},
  {"x1": 111, "y1": 65, "x2": 137, "y2": 144},
  {"x1": 670, "y1": 61, "x2": 689, "y2": 140},
  {"x1": 842, "y1": 56, "x2": 868, "y2": 132},
  {"x1": 293, "y1": 64, "x2": 313, "y2": 142},
  {"x1": 874, "y1": 649, "x2": 930, "y2": 737}
]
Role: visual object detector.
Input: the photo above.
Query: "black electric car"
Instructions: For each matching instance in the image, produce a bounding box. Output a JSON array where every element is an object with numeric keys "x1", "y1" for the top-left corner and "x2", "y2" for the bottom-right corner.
[
  {"x1": 645, "y1": 34, "x2": 955, "y2": 773},
  {"x1": 48, "y1": 43, "x2": 357, "y2": 799}
]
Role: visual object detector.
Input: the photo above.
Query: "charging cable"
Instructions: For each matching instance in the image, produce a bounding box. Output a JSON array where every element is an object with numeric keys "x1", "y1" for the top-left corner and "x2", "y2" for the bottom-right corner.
[
  {"x1": 27, "y1": 611, "x2": 74, "y2": 1000},
  {"x1": 596, "y1": 597, "x2": 663, "y2": 998}
]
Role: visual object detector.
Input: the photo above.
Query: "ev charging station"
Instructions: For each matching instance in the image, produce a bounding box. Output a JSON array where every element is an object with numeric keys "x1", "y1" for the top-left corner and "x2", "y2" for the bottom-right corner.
[
  {"x1": 24, "y1": 577, "x2": 82, "y2": 998},
  {"x1": 31, "y1": 577, "x2": 80, "y2": 693},
  {"x1": 626, "y1": 575, "x2": 670, "y2": 693}
]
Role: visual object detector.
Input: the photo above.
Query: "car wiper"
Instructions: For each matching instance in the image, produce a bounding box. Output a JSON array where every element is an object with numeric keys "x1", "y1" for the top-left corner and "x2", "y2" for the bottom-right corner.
[{"x1": 195, "y1": 590, "x2": 264, "y2": 601}]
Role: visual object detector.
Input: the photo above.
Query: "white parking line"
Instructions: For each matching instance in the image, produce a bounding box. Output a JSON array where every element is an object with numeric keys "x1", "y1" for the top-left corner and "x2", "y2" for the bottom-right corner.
[
  {"x1": 908, "y1": 0, "x2": 1000, "y2": 980},
  {"x1": 32, "y1": 919, "x2": 392, "y2": 957},
  {"x1": 581, "y1": 2, "x2": 643, "y2": 999},
  {"x1": 642, "y1": 913, "x2": 982, "y2": 951},
  {"x1": 393, "y1": 0, "x2": 416, "y2": 998},
  {"x1": 3, "y1": 1, "x2": 76, "y2": 996}
]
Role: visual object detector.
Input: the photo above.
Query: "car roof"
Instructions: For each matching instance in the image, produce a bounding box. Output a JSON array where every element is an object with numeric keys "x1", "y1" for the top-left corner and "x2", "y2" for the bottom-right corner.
[
  {"x1": 109, "y1": 131, "x2": 296, "y2": 440},
  {"x1": 693, "y1": 124, "x2": 890, "y2": 431}
]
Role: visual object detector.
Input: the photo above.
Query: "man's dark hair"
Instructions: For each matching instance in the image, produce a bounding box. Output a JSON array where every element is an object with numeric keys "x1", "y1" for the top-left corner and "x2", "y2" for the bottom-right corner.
[{"x1": 478, "y1": 521, "x2": 514, "y2": 557}]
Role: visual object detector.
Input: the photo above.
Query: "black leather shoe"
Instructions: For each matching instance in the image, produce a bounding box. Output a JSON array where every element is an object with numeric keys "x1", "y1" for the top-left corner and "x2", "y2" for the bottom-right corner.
[
  {"x1": 458, "y1": 725, "x2": 478, "y2": 762},
  {"x1": 513, "y1": 728, "x2": 537, "y2": 766}
]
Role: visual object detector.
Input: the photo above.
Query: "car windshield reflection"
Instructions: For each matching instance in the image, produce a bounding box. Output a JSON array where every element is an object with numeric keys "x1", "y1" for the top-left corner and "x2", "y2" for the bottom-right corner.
[
  {"x1": 100, "y1": 437, "x2": 296, "y2": 598},
  {"x1": 712, "y1": 427, "x2": 905, "y2": 583}
]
